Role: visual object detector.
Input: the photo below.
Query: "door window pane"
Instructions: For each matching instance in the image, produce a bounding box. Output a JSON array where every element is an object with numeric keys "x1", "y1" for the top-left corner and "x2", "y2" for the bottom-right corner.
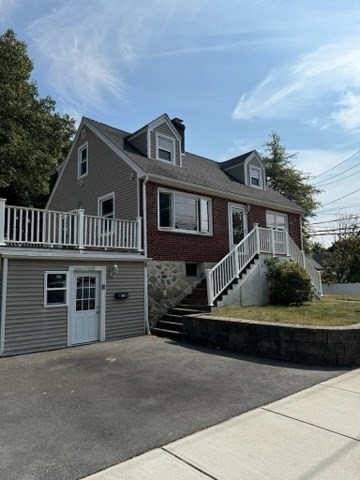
[{"x1": 232, "y1": 208, "x2": 245, "y2": 244}]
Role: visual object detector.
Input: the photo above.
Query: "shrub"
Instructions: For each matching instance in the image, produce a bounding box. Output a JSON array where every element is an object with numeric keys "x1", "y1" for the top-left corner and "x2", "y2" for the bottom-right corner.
[{"x1": 266, "y1": 257, "x2": 312, "y2": 305}]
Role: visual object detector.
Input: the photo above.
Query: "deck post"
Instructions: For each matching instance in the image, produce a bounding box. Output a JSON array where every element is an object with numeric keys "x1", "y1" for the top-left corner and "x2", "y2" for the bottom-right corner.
[
  {"x1": 285, "y1": 229, "x2": 290, "y2": 256},
  {"x1": 301, "y1": 250, "x2": 306, "y2": 268},
  {"x1": 0, "y1": 198, "x2": 6, "y2": 246},
  {"x1": 137, "y1": 217, "x2": 142, "y2": 251},
  {"x1": 77, "y1": 209, "x2": 85, "y2": 250},
  {"x1": 270, "y1": 228, "x2": 275, "y2": 255},
  {"x1": 254, "y1": 223, "x2": 260, "y2": 253},
  {"x1": 205, "y1": 269, "x2": 214, "y2": 307}
]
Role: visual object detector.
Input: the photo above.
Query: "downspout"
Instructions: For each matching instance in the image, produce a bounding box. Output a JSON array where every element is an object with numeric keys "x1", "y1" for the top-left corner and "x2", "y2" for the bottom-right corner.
[
  {"x1": 299, "y1": 214, "x2": 304, "y2": 251},
  {"x1": 0, "y1": 256, "x2": 8, "y2": 355},
  {"x1": 142, "y1": 176, "x2": 150, "y2": 335}
]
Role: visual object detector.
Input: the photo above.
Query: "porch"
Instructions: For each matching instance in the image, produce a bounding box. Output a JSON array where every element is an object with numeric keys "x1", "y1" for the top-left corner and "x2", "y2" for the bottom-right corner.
[{"x1": 0, "y1": 199, "x2": 142, "y2": 252}]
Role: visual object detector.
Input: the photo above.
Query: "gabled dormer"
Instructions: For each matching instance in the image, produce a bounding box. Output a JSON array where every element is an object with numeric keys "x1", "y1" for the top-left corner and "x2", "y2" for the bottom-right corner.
[
  {"x1": 127, "y1": 114, "x2": 184, "y2": 167},
  {"x1": 221, "y1": 150, "x2": 266, "y2": 190}
]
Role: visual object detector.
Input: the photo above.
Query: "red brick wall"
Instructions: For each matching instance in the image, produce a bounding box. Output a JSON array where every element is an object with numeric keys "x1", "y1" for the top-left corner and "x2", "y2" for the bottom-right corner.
[{"x1": 145, "y1": 181, "x2": 302, "y2": 261}]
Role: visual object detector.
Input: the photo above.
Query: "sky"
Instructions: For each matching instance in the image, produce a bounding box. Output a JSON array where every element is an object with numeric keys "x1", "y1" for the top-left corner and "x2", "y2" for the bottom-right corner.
[{"x1": 2, "y1": 0, "x2": 360, "y2": 246}]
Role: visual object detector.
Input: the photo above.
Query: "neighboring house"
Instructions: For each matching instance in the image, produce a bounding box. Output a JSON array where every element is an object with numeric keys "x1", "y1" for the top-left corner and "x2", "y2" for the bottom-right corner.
[{"x1": 0, "y1": 113, "x2": 322, "y2": 355}]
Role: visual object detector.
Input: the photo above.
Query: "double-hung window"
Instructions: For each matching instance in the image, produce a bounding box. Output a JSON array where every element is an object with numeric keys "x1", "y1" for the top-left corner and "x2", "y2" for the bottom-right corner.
[
  {"x1": 159, "y1": 189, "x2": 211, "y2": 234},
  {"x1": 156, "y1": 134, "x2": 175, "y2": 163},
  {"x1": 250, "y1": 166, "x2": 262, "y2": 188},
  {"x1": 266, "y1": 211, "x2": 287, "y2": 230},
  {"x1": 44, "y1": 272, "x2": 68, "y2": 307},
  {"x1": 78, "y1": 143, "x2": 88, "y2": 179}
]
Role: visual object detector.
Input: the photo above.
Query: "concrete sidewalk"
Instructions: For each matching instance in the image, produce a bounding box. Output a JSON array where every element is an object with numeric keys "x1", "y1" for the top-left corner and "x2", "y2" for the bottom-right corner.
[{"x1": 84, "y1": 368, "x2": 360, "y2": 480}]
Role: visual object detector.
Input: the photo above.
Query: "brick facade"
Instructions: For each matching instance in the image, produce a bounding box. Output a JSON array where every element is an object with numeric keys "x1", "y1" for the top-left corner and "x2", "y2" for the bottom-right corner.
[{"x1": 145, "y1": 181, "x2": 302, "y2": 262}]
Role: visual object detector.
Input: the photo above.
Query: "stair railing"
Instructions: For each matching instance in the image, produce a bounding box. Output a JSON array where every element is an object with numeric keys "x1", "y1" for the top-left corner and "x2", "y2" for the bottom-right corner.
[
  {"x1": 206, "y1": 225, "x2": 323, "y2": 306},
  {"x1": 288, "y1": 236, "x2": 323, "y2": 297},
  {"x1": 205, "y1": 226, "x2": 259, "y2": 306}
]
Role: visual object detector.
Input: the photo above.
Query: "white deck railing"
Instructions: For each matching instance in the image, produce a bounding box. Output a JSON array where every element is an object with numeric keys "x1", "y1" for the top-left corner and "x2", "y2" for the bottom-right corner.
[
  {"x1": 0, "y1": 199, "x2": 142, "y2": 251},
  {"x1": 206, "y1": 224, "x2": 322, "y2": 306}
]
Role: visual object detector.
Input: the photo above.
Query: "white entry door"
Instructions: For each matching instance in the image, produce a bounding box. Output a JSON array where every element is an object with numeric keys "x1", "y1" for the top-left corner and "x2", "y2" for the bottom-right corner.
[
  {"x1": 70, "y1": 272, "x2": 100, "y2": 345},
  {"x1": 229, "y1": 204, "x2": 248, "y2": 249}
]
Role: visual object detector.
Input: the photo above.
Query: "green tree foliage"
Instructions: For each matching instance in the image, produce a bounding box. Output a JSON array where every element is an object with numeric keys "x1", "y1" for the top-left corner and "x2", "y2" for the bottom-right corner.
[
  {"x1": 0, "y1": 29, "x2": 75, "y2": 206},
  {"x1": 322, "y1": 236, "x2": 360, "y2": 284},
  {"x1": 262, "y1": 132, "x2": 321, "y2": 249},
  {"x1": 266, "y1": 256, "x2": 312, "y2": 305}
]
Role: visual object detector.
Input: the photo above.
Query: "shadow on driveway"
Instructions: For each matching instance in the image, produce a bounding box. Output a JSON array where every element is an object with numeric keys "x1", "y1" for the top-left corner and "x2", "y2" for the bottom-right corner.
[{"x1": 0, "y1": 336, "x2": 348, "y2": 480}]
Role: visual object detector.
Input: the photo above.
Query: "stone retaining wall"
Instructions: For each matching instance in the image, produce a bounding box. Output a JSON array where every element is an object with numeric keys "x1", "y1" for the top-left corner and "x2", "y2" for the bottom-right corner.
[
  {"x1": 183, "y1": 316, "x2": 360, "y2": 366},
  {"x1": 147, "y1": 261, "x2": 213, "y2": 325}
]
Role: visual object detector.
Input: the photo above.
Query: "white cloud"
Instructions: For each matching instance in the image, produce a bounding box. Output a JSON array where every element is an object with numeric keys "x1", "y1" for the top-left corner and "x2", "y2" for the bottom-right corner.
[{"x1": 233, "y1": 41, "x2": 360, "y2": 132}]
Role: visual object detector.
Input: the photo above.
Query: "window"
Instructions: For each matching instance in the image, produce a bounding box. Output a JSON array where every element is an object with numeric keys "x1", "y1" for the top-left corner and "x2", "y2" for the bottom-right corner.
[
  {"x1": 266, "y1": 211, "x2": 288, "y2": 230},
  {"x1": 78, "y1": 143, "x2": 88, "y2": 179},
  {"x1": 98, "y1": 193, "x2": 115, "y2": 234},
  {"x1": 156, "y1": 134, "x2": 175, "y2": 163},
  {"x1": 98, "y1": 193, "x2": 114, "y2": 219},
  {"x1": 159, "y1": 189, "x2": 211, "y2": 234},
  {"x1": 186, "y1": 263, "x2": 198, "y2": 277},
  {"x1": 250, "y1": 166, "x2": 262, "y2": 188},
  {"x1": 45, "y1": 272, "x2": 68, "y2": 307}
]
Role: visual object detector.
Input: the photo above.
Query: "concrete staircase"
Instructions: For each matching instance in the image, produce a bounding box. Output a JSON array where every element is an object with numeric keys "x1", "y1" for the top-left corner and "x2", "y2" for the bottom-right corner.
[{"x1": 151, "y1": 279, "x2": 210, "y2": 340}]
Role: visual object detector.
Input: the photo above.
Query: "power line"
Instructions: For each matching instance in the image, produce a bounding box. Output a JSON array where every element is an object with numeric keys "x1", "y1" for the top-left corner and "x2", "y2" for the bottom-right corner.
[
  {"x1": 314, "y1": 166, "x2": 360, "y2": 187},
  {"x1": 316, "y1": 203, "x2": 360, "y2": 214},
  {"x1": 310, "y1": 215, "x2": 360, "y2": 225},
  {"x1": 321, "y1": 186, "x2": 360, "y2": 207},
  {"x1": 310, "y1": 149, "x2": 360, "y2": 181}
]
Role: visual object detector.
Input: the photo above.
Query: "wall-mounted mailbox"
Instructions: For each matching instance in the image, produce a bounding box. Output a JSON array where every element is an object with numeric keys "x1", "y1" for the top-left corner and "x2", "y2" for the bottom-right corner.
[{"x1": 115, "y1": 292, "x2": 129, "y2": 300}]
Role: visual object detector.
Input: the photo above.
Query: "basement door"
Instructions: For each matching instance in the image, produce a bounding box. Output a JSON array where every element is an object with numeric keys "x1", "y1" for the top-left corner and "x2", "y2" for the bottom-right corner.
[{"x1": 70, "y1": 272, "x2": 100, "y2": 345}]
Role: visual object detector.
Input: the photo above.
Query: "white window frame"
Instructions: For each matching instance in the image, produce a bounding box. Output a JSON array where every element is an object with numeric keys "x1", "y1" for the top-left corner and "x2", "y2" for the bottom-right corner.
[
  {"x1": 157, "y1": 188, "x2": 212, "y2": 236},
  {"x1": 266, "y1": 210, "x2": 288, "y2": 230},
  {"x1": 155, "y1": 133, "x2": 176, "y2": 164},
  {"x1": 97, "y1": 192, "x2": 115, "y2": 218},
  {"x1": 44, "y1": 271, "x2": 68, "y2": 308},
  {"x1": 78, "y1": 142, "x2": 88, "y2": 179},
  {"x1": 250, "y1": 165, "x2": 262, "y2": 189}
]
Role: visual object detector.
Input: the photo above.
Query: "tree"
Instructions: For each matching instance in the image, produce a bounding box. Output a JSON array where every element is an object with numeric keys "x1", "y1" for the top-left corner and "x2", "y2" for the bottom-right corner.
[
  {"x1": 0, "y1": 29, "x2": 75, "y2": 206},
  {"x1": 262, "y1": 132, "x2": 321, "y2": 250},
  {"x1": 322, "y1": 235, "x2": 360, "y2": 284}
]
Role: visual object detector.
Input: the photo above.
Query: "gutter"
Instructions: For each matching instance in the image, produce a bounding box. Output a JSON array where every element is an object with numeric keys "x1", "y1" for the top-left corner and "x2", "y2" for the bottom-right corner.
[{"x1": 142, "y1": 176, "x2": 150, "y2": 335}]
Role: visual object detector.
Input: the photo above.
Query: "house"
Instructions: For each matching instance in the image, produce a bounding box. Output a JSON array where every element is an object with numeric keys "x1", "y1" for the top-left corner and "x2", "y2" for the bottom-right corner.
[{"x1": 0, "y1": 113, "x2": 322, "y2": 355}]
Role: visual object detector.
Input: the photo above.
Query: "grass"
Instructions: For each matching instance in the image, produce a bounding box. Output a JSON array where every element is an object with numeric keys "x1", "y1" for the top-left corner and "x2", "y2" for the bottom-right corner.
[{"x1": 215, "y1": 295, "x2": 360, "y2": 327}]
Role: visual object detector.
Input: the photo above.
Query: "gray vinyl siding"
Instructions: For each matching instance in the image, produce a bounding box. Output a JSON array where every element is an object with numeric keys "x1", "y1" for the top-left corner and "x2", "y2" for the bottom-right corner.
[
  {"x1": 150, "y1": 122, "x2": 181, "y2": 166},
  {"x1": 129, "y1": 130, "x2": 148, "y2": 156},
  {"x1": 4, "y1": 260, "x2": 68, "y2": 355},
  {"x1": 226, "y1": 164, "x2": 245, "y2": 184},
  {"x1": 3, "y1": 258, "x2": 145, "y2": 356},
  {"x1": 48, "y1": 127, "x2": 138, "y2": 220},
  {"x1": 247, "y1": 157, "x2": 266, "y2": 189},
  {"x1": 105, "y1": 262, "x2": 145, "y2": 339}
]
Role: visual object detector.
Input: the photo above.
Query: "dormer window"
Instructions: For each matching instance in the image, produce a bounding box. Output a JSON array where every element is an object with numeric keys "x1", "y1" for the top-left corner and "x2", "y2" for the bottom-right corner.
[
  {"x1": 78, "y1": 142, "x2": 88, "y2": 179},
  {"x1": 156, "y1": 134, "x2": 175, "y2": 163},
  {"x1": 250, "y1": 166, "x2": 262, "y2": 188}
]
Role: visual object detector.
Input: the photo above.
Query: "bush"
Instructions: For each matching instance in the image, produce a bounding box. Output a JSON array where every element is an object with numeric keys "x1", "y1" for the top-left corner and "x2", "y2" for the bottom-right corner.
[{"x1": 266, "y1": 257, "x2": 312, "y2": 305}]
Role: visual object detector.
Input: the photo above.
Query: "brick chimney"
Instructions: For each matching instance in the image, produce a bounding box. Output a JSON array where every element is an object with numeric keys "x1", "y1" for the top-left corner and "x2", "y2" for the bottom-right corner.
[{"x1": 171, "y1": 117, "x2": 185, "y2": 153}]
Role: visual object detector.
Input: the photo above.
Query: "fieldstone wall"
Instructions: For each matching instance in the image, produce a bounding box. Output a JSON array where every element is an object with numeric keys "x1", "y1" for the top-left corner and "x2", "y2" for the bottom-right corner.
[
  {"x1": 183, "y1": 316, "x2": 360, "y2": 366},
  {"x1": 147, "y1": 261, "x2": 214, "y2": 326}
]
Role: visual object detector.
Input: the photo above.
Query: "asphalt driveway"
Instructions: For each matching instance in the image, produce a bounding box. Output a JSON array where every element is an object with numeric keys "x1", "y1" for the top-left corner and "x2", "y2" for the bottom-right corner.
[{"x1": 0, "y1": 336, "x2": 348, "y2": 480}]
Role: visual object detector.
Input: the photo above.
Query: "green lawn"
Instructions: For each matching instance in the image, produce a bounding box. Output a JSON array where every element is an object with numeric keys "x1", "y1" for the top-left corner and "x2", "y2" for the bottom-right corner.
[{"x1": 215, "y1": 295, "x2": 360, "y2": 327}]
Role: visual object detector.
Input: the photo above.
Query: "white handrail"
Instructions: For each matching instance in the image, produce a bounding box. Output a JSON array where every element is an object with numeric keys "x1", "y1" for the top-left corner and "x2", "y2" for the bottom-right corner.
[
  {"x1": 206, "y1": 228, "x2": 258, "y2": 306},
  {"x1": 3, "y1": 203, "x2": 142, "y2": 251},
  {"x1": 206, "y1": 226, "x2": 323, "y2": 306}
]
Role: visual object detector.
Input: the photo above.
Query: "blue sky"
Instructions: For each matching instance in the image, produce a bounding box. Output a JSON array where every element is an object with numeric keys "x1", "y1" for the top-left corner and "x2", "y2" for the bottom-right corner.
[{"x1": 2, "y1": 0, "x2": 360, "y2": 244}]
